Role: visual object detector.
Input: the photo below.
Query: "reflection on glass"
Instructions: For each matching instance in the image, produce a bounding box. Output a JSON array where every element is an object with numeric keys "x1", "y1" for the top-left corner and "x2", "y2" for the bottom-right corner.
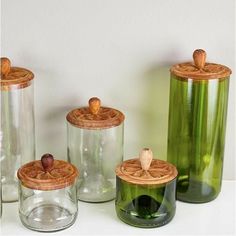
[
  {"x1": 167, "y1": 76, "x2": 229, "y2": 203},
  {"x1": 1, "y1": 84, "x2": 35, "y2": 202}
]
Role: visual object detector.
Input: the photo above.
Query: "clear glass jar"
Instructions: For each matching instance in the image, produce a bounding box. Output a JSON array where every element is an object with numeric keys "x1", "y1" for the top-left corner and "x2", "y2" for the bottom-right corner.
[
  {"x1": 17, "y1": 154, "x2": 78, "y2": 232},
  {"x1": 67, "y1": 97, "x2": 125, "y2": 202},
  {"x1": 167, "y1": 49, "x2": 231, "y2": 203},
  {"x1": 115, "y1": 148, "x2": 177, "y2": 228},
  {"x1": 1, "y1": 57, "x2": 35, "y2": 202}
]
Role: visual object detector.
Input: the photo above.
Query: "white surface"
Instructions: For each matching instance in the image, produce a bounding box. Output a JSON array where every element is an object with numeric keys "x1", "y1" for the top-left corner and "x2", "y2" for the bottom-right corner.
[
  {"x1": 1, "y1": 180, "x2": 235, "y2": 236},
  {"x1": 1, "y1": 0, "x2": 235, "y2": 180}
]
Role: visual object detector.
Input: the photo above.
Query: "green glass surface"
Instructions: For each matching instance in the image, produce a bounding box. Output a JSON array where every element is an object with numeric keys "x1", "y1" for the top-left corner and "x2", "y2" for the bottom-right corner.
[
  {"x1": 115, "y1": 177, "x2": 176, "y2": 228},
  {"x1": 167, "y1": 75, "x2": 229, "y2": 203}
]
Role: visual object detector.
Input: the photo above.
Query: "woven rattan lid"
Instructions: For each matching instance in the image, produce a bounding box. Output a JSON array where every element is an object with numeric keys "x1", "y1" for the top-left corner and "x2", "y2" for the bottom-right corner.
[
  {"x1": 17, "y1": 154, "x2": 78, "y2": 190},
  {"x1": 170, "y1": 49, "x2": 231, "y2": 80},
  {"x1": 115, "y1": 148, "x2": 178, "y2": 185},
  {"x1": 1, "y1": 57, "x2": 34, "y2": 91},
  {"x1": 66, "y1": 97, "x2": 125, "y2": 129}
]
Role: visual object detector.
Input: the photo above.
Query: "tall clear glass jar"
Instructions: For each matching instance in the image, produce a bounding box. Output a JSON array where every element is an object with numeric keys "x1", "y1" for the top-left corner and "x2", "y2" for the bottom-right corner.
[
  {"x1": 167, "y1": 49, "x2": 231, "y2": 203},
  {"x1": 17, "y1": 154, "x2": 79, "y2": 232},
  {"x1": 1, "y1": 58, "x2": 35, "y2": 202},
  {"x1": 115, "y1": 148, "x2": 177, "y2": 228},
  {"x1": 67, "y1": 97, "x2": 125, "y2": 202}
]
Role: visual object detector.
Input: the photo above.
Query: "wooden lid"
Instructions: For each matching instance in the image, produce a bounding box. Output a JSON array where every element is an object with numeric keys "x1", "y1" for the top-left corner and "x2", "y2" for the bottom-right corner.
[
  {"x1": 1, "y1": 57, "x2": 34, "y2": 91},
  {"x1": 170, "y1": 49, "x2": 232, "y2": 80},
  {"x1": 115, "y1": 148, "x2": 178, "y2": 185},
  {"x1": 66, "y1": 97, "x2": 125, "y2": 129},
  {"x1": 17, "y1": 154, "x2": 79, "y2": 190}
]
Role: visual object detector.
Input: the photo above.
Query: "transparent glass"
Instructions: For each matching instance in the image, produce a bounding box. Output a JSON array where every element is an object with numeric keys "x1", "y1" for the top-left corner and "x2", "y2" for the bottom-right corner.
[
  {"x1": 0, "y1": 170, "x2": 2, "y2": 217},
  {"x1": 115, "y1": 177, "x2": 176, "y2": 228},
  {"x1": 167, "y1": 75, "x2": 229, "y2": 203},
  {"x1": 1, "y1": 84, "x2": 35, "y2": 202},
  {"x1": 67, "y1": 123, "x2": 124, "y2": 202},
  {"x1": 19, "y1": 182, "x2": 78, "y2": 232}
]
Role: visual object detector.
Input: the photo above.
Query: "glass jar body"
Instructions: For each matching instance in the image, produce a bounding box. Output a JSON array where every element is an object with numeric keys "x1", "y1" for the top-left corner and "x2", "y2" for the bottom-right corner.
[
  {"x1": 18, "y1": 182, "x2": 78, "y2": 232},
  {"x1": 167, "y1": 75, "x2": 229, "y2": 203},
  {"x1": 115, "y1": 177, "x2": 176, "y2": 228},
  {"x1": 67, "y1": 123, "x2": 124, "y2": 202},
  {"x1": 1, "y1": 84, "x2": 35, "y2": 202}
]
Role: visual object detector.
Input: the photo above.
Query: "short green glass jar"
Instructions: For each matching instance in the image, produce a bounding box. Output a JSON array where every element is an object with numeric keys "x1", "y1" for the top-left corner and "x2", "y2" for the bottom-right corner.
[
  {"x1": 115, "y1": 148, "x2": 178, "y2": 228},
  {"x1": 167, "y1": 49, "x2": 231, "y2": 203}
]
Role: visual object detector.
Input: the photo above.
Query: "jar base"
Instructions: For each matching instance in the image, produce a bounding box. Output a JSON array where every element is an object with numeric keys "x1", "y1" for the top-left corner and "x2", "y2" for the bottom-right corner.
[
  {"x1": 78, "y1": 196, "x2": 115, "y2": 203},
  {"x1": 20, "y1": 204, "x2": 77, "y2": 232},
  {"x1": 115, "y1": 196, "x2": 175, "y2": 228},
  {"x1": 177, "y1": 178, "x2": 220, "y2": 203},
  {"x1": 116, "y1": 208, "x2": 175, "y2": 228},
  {"x1": 78, "y1": 180, "x2": 115, "y2": 203}
]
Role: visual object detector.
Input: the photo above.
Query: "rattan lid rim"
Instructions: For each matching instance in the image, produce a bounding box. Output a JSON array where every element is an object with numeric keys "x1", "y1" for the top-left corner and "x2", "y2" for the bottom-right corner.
[
  {"x1": 17, "y1": 160, "x2": 79, "y2": 191},
  {"x1": 66, "y1": 106, "x2": 125, "y2": 129},
  {"x1": 1, "y1": 66, "x2": 34, "y2": 91},
  {"x1": 170, "y1": 62, "x2": 232, "y2": 80},
  {"x1": 115, "y1": 158, "x2": 178, "y2": 186}
]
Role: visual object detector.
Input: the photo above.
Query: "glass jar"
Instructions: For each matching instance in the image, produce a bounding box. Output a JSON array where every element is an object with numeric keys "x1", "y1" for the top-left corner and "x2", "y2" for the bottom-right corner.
[
  {"x1": 115, "y1": 148, "x2": 177, "y2": 228},
  {"x1": 67, "y1": 97, "x2": 125, "y2": 203},
  {"x1": 17, "y1": 154, "x2": 79, "y2": 232},
  {"x1": 167, "y1": 49, "x2": 231, "y2": 203},
  {"x1": 1, "y1": 57, "x2": 35, "y2": 202}
]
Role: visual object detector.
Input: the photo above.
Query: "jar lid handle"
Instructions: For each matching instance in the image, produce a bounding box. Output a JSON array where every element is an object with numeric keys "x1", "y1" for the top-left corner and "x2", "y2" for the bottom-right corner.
[
  {"x1": 193, "y1": 49, "x2": 206, "y2": 70},
  {"x1": 41, "y1": 153, "x2": 54, "y2": 172},
  {"x1": 89, "y1": 97, "x2": 101, "y2": 115},
  {"x1": 1, "y1": 57, "x2": 11, "y2": 77},
  {"x1": 139, "y1": 148, "x2": 153, "y2": 171}
]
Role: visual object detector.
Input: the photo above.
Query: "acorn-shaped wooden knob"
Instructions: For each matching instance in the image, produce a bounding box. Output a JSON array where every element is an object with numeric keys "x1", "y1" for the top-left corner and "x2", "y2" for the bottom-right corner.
[
  {"x1": 193, "y1": 49, "x2": 206, "y2": 70},
  {"x1": 1, "y1": 57, "x2": 11, "y2": 77},
  {"x1": 139, "y1": 148, "x2": 153, "y2": 171},
  {"x1": 41, "y1": 153, "x2": 54, "y2": 172},
  {"x1": 89, "y1": 97, "x2": 101, "y2": 115}
]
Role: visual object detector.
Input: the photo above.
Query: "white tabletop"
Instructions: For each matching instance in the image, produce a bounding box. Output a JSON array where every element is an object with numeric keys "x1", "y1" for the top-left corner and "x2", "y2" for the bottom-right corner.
[{"x1": 1, "y1": 180, "x2": 235, "y2": 236}]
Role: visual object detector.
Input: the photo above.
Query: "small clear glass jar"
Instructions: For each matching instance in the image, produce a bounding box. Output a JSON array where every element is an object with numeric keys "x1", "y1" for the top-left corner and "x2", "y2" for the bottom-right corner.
[
  {"x1": 67, "y1": 97, "x2": 125, "y2": 203},
  {"x1": 17, "y1": 154, "x2": 79, "y2": 232},
  {"x1": 115, "y1": 148, "x2": 178, "y2": 228},
  {"x1": 1, "y1": 57, "x2": 35, "y2": 202},
  {"x1": 167, "y1": 49, "x2": 231, "y2": 203}
]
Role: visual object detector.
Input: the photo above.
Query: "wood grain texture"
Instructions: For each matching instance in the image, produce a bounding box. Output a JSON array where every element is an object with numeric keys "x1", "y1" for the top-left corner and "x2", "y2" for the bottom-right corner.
[
  {"x1": 66, "y1": 98, "x2": 125, "y2": 129},
  {"x1": 193, "y1": 49, "x2": 206, "y2": 70},
  {"x1": 139, "y1": 148, "x2": 153, "y2": 171},
  {"x1": 115, "y1": 157, "x2": 178, "y2": 186},
  {"x1": 17, "y1": 159, "x2": 79, "y2": 191},
  {"x1": 89, "y1": 97, "x2": 101, "y2": 115},
  {"x1": 170, "y1": 49, "x2": 231, "y2": 80},
  {"x1": 1, "y1": 57, "x2": 11, "y2": 76}
]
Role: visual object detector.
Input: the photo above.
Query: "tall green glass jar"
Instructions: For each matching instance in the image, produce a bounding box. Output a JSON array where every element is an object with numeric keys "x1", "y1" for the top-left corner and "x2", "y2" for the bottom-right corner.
[
  {"x1": 167, "y1": 49, "x2": 231, "y2": 203},
  {"x1": 115, "y1": 148, "x2": 178, "y2": 228}
]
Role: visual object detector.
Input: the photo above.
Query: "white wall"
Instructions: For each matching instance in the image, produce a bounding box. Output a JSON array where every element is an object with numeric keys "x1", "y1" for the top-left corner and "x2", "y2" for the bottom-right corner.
[{"x1": 1, "y1": 0, "x2": 235, "y2": 180}]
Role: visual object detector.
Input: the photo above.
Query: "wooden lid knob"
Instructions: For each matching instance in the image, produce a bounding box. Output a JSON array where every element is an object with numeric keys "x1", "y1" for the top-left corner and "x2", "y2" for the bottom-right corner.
[
  {"x1": 41, "y1": 153, "x2": 54, "y2": 172},
  {"x1": 193, "y1": 49, "x2": 206, "y2": 70},
  {"x1": 139, "y1": 148, "x2": 153, "y2": 171},
  {"x1": 1, "y1": 57, "x2": 11, "y2": 76},
  {"x1": 89, "y1": 97, "x2": 101, "y2": 115}
]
